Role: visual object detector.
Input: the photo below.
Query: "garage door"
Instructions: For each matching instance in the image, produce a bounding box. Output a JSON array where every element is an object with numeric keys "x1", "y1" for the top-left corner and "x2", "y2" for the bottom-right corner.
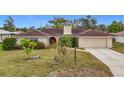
[{"x1": 81, "y1": 38, "x2": 107, "y2": 48}]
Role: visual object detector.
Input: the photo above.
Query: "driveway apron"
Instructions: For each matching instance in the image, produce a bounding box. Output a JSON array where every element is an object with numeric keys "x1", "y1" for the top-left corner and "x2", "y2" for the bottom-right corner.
[{"x1": 85, "y1": 48, "x2": 124, "y2": 77}]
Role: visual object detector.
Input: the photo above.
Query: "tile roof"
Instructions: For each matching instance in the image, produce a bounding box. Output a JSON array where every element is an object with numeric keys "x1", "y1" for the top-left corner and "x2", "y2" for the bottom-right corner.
[
  {"x1": 41, "y1": 28, "x2": 63, "y2": 36},
  {"x1": 78, "y1": 29, "x2": 111, "y2": 36},
  {"x1": 108, "y1": 33, "x2": 117, "y2": 36},
  {"x1": 16, "y1": 29, "x2": 112, "y2": 37},
  {"x1": 41, "y1": 28, "x2": 84, "y2": 36},
  {"x1": 116, "y1": 31, "x2": 124, "y2": 36},
  {"x1": 0, "y1": 29, "x2": 18, "y2": 35},
  {"x1": 16, "y1": 30, "x2": 49, "y2": 36}
]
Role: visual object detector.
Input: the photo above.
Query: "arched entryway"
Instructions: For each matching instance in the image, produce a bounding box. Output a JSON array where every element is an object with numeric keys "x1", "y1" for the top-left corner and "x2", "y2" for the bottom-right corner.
[{"x1": 49, "y1": 37, "x2": 57, "y2": 47}]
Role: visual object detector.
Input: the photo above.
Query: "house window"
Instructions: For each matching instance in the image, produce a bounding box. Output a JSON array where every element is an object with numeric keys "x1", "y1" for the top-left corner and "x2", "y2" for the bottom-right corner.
[
  {"x1": 29, "y1": 38, "x2": 38, "y2": 42},
  {"x1": 33, "y1": 38, "x2": 38, "y2": 42}
]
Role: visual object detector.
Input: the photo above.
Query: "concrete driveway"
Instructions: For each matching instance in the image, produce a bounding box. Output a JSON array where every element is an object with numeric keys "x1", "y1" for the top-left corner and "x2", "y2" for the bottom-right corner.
[{"x1": 85, "y1": 48, "x2": 124, "y2": 77}]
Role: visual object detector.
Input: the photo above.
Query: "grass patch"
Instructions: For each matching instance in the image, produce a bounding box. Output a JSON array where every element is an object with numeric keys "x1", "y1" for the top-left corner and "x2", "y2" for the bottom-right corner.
[
  {"x1": 0, "y1": 48, "x2": 112, "y2": 76},
  {"x1": 112, "y1": 42, "x2": 124, "y2": 54}
]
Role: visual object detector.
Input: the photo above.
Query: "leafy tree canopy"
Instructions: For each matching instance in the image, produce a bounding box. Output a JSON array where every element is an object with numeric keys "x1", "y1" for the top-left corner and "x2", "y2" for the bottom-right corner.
[
  {"x1": 49, "y1": 16, "x2": 68, "y2": 28},
  {"x1": 20, "y1": 38, "x2": 36, "y2": 59},
  {"x1": 108, "y1": 21, "x2": 123, "y2": 32},
  {"x1": 78, "y1": 15, "x2": 97, "y2": 30},
  {"x1": 3, "y1": 16, "x2": 15, "y2": 32}
]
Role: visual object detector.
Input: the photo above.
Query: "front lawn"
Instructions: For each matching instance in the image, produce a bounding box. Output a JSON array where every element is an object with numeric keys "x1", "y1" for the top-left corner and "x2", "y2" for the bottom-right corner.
[
  {"x1": 112, "y1": 42, "x2": 124, "y2": 54},
  {"x1": 0, "y1": 48, "x2": 113, "y2": 76}
]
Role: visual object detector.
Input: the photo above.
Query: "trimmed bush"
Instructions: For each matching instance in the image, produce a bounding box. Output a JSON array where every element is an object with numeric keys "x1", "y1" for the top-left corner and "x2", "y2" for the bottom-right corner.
[
  {"x1": 15, "y1": 41, "x2": 46, "y2": 50},
  {"x1": 35, "y1": 41, "x2": 46, "y2": 49},
  {"x1": 70, "y1": 36, "x2": 77, "y2": 48},
  {"x1": 2, "y1": 37, "x2": 16, "y2": 50}
]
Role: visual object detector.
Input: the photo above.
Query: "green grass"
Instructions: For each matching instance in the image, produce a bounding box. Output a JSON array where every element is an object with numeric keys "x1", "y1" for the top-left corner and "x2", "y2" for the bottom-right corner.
[
  {"x1": 0, "y1": 48, "x2": 113, "y2": 76},
  {"x1": 112, "y1": 42, "x2": 124, "y2": 54}
]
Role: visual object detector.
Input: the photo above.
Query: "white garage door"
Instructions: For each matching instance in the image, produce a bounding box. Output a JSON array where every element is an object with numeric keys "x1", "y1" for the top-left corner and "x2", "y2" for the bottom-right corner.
[{"x1": 82, "y1": 38, "x2": 107, "y2": 48}]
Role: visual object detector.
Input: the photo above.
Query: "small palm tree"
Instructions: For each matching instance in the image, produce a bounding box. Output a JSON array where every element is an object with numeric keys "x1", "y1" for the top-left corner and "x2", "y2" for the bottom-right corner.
[
  {"x1": 58, "y1": 35, "x2": 72, "y2": 56},
  {"x1": 20, "y1": 38, "x2": 36, "y2": 59}
]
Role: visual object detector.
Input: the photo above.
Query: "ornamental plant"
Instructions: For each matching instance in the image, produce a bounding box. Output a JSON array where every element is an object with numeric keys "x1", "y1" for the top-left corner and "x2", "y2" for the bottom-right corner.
[{"x1": 20, "y1": 38, "x2": 36, "y2": 59}]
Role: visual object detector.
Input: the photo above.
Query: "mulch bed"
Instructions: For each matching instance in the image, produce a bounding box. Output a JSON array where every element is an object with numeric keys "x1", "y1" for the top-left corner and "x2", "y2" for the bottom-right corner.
[{"x1": 48, "y1": 68, "x2": 108, "y2": 77}]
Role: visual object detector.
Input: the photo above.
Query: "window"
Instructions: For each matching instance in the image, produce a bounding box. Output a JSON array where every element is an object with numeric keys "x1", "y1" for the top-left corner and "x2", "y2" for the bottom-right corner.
[
  {"x1": 27, "y1": 38, "x2": 38, "y2": 42},
  {"x1": 33, "y1": 38, "x2": 38, "y2": 42}
]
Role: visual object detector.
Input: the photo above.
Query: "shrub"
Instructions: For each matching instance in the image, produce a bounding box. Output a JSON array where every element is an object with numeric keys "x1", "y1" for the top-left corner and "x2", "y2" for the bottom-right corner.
[
  {"x1": 58, "y1": 35, "x2": 72, "y2": 56},
  {"x1": 58, "y1": 35, "x2": 72, "y2": 47},
  {"x1": 35, "y1": 41, "x2": 46, "y2": 49},
  {"x1": 70, "y1": 36, "x2": 78, "y2": 48},
  {"x1": 0, "y1": 44, "x2": 3, "y2": 50},
  {"x1": 2, "y1": 37, "x2": 16, "y2": 50},
  {"x1": 20, "y1": 38, "x2": 36, "y2": 59}
]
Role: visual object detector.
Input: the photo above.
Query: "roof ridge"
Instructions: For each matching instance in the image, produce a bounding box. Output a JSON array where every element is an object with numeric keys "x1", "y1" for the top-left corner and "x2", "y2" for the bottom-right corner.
[
  {"x1": 78, "y1": 29, "x2": 92, "y2": 35},
  {"x1": 78, "y1": 29, "x2": 111, "y2": 36},
  {"x1": 36, "y1": 30, "x2": 49, "y2": 36}
]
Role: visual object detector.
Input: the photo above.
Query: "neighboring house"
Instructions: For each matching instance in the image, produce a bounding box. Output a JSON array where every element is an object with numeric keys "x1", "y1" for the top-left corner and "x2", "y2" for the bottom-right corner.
[
  {"x1": 16, "y1": 26, "x2": 112, "y2": 48},
  {"x1": 0, "y1": 29, "x2": 18, "y2": 42},
  {"x1": 112, "y1": 31, "x2": 124, "y2": 43}
]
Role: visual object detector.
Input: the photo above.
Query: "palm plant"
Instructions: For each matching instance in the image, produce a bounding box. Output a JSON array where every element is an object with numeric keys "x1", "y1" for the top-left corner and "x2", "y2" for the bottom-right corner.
[
  {"x1": 20, "y1": 38, "x2": 36, "y2": 59},
  {"x1": 57, "y1": 35, "x2": 72, "y2": 56}
]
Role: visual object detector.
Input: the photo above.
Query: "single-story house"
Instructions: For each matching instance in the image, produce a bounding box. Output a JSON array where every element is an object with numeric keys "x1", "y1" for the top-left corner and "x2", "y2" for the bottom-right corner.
[
  {"x1": 15, "y1": 26, "x2": 112, "y2": 48},
  {"x1": 112, "y1": 31, "x2": 124, "y2": 43},
  {"x1": 0, "y1": 29, "x2": 18, "y2": 42},
  {"x1": 15, "y1": 26, "x2": 84, "y2": 46}
]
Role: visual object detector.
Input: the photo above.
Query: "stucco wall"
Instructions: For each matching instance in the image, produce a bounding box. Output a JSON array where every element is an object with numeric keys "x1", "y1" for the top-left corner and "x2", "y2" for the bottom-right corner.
[
  {"x1": 0, "y1": 34, "x2": 11, "y2": 42},
  {"x1": 16, "y1": 36, "x2": 49, "y2": 46},
  {"x1": 78, "y1": 36, "x2": 112, "y2": 48},
  {"x1": 38, "y1": 37, "x2": 49, "y2": 45}
]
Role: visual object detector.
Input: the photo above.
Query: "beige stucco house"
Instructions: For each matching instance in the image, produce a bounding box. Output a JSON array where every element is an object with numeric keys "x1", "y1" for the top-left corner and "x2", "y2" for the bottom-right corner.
[{"x1": 16, "y1": 26, "x2": 112, "y2": 48}]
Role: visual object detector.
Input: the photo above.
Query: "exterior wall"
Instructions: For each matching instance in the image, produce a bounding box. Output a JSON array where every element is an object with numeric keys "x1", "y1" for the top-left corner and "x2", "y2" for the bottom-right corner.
[
  {"x1": 115, "y1": 36, "x2": 124, "y2": 43},
  {"x1": 0, "y1": 34, "x2": 11, "y2": 42},
  {"x1": 16, "y1": 36, "x2": 49, "y2": 46},
  {"x1": 15, "y1": 36, "x2": 61, "y2": 47},
  {"x1": 38, "y1": 37, "x2": 49, "y2": 46},
  {"x1": 107, "y1": 36, "x2": 112, "y2": 48},
  {"x1": 78, "y1": 36, "x2": 112, "y2": 48}
]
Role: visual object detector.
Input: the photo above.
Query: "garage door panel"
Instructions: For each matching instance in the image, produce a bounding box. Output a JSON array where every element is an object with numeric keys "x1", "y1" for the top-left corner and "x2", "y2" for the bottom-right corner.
[{"x1": 80, "y1": 38, "x2": 107, "y2": 48}]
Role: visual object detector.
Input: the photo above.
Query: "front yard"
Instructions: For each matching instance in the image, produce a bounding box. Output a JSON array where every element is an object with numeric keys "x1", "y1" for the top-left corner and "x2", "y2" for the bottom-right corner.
[
  {"x1": 112, "y1": 42, "x2": 124, "y2": 54},
  {"x1": 0, "y1": 48, "x2": 112, "y2": 77}
]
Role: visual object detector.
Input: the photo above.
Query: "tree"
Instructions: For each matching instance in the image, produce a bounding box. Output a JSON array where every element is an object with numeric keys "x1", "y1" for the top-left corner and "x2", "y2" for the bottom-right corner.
[
  {"x1": 78, "y1": 15, "x2": 97, "y2": 30},
  {"x1": 29, "y1": 26, "x2": 35, "y2": 30},
  {"x1": 3, "y1": 16, "x2": 15, "y2": 31},
  {"x1": 118, "y1": 21, "x2": 124, "y2": 31},
  {"x1": 67, "y1": 20, "x2": 80, "y2": 28},
  {"x1": 20, "y1": 38, "x2": 36, "y2": 59},
  {"x1": 58, "y1": 35, "x2": 72, "y2": 56},
  {"x1": 96, "y1": 24, "x2": 106, "y2": 32},
  {"x1": 48, "y1": 16, "x2": 68, "y2": 28},
  {"x1": 16, "y1": 27, "x2": 28, "y2": 32},
  {"x1": 108, "y1": 21, "x2": 120, "y2": 32}
]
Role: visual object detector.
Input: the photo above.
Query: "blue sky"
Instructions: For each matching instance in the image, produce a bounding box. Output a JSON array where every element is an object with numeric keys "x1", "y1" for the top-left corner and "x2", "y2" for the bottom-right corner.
[{"x1": 0, "y1": 15, "x2": 124, "y2": 28}]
